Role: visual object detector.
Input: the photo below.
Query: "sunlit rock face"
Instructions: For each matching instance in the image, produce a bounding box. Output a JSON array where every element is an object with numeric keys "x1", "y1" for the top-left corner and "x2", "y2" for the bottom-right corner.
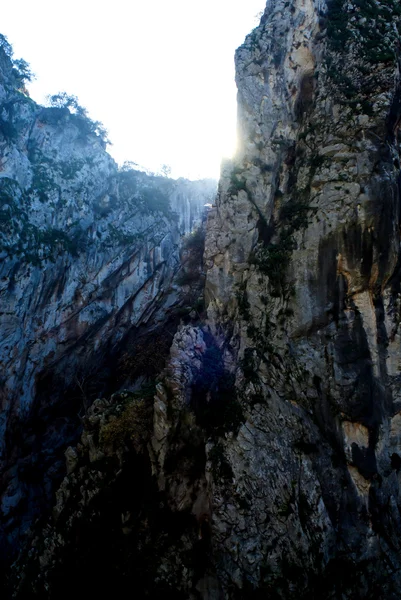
[
  {"x1": 0, "y1": 42, "x2": 216, "y2": 563},
  {"x1": 4, "y1": 1, "x2": 401, "y2": 598},
  {"x1": 203, "y1": 0, "x2": 401, "y2": 596}
]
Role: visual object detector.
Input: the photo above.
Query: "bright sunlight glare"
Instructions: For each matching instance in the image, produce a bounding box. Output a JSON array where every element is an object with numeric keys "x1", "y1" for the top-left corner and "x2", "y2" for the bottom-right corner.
[{"x1": 2, "y1": 0, "x2": 267, "y2": 180}]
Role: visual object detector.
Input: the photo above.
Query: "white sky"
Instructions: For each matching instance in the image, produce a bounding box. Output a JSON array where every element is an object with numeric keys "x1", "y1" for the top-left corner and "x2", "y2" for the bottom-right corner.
[{"x1": 2, "y1": 0, "x2": 266, "y2": 180}]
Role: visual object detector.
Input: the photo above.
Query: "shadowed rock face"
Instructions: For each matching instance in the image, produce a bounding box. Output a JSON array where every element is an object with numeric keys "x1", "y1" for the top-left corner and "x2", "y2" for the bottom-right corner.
[
  {"x1": 4, "y1": 1, "x2": 401, "y2": 599},
  {"x1": 0, "y1": 43, "x2": 216, "y2": 563}
]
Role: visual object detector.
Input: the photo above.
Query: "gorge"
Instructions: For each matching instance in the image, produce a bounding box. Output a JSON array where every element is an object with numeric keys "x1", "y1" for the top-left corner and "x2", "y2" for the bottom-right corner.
[{"x1": 1, "y1": 1, "x2": 401, "y2": 598}]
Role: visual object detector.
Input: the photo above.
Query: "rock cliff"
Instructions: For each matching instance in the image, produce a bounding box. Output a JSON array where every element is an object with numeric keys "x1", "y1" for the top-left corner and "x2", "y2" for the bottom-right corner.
[
  {"x1": 3, "y1": 0, "x2": 401, "y2": 598},
  {"x1": 0, "y1": 37, "x2": 215, "y2": 571},
  {"x1": 204, "y1": 0, "x2": 401, "y2": 596}
]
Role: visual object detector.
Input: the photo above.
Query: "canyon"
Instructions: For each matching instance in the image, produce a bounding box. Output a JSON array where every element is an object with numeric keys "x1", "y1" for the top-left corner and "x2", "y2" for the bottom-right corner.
[{"x1": 1, "y1": 1, "x2": 401, "y2": 598}]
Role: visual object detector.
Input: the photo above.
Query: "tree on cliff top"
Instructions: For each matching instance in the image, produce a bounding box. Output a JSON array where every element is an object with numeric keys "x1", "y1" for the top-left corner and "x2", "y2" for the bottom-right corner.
[
  {"x1": 47, "y1": 91, "x2": 110, "y2": 146},
  {"x1": 0, "y1": 34, "x2": 34, "y2": 89}
]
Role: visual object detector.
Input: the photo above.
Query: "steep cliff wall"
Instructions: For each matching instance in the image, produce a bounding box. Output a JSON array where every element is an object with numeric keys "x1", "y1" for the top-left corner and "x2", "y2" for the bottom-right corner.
[
  {"x1": 204, "y1": 0, "x2": 401, "y2": 596},
  {"x1": 0, "y1": 41, "x2": 215, "y2": 565},
  {"x1": 4, "y1": 1, "x2": 401, "y2": 599}
]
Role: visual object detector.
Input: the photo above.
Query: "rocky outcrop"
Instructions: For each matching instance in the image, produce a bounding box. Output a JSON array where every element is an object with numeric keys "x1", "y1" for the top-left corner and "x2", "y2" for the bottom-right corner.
[
  {"x1": 0, "y1": 40, "x2": 216, "y2": 564},
  {"x1": 9, "y1": 325, "x2": 232, "y2": 599}
]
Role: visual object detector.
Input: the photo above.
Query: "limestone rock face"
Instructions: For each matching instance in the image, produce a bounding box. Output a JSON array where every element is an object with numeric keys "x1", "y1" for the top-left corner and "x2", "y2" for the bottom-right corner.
[
  {"x1": 0, "y1": 43, "x2": 216, "y2": 561},
  {"x1": 203, "y1": 0, "x2": 401, "y2": 596}
]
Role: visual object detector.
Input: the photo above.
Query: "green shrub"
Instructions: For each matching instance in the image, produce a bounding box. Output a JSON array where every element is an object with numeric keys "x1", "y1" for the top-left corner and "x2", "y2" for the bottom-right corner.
[
  {"x1": 253, "y1": 232, "x2": 296, "y2": 296},
  {"x1": 229, "y1": 167, "x2": 247, "y2": 194},
  {"x1": 36, "y1": 227, "x2": 81, "y2": 256},
  {"x1": 0, "y1": 34, "x2": 34, "y2": 88},
  {"x1": 100, "y1": 392, "x2": 153, "y2": 452},
  {"x1": 31, "y1": 164, "x2": 57, "y2": 202},
  {"x1": 279, "y1": 199, "x2": 309, "y2": 231},
  {"x1": 47, "y1": 92, "x2": 109, "y2": 146},
  {"x1": 60, "y1": 159, "x2": 85, "y2": 180},
  {"x1": 117, "y1": 168, "x2": 139, "y2": 198},
  {"x1": 176, "y1": 271, "x2": 201, "y2": 286},
  {"x1": 192, "y1": 297, "x2": 205, "y2": 314},
  {"x1": 235, "y1": 283, "x2": 251, "y2": 321},
  {"x1": 182, "y1": 227, "x2": 205, "y2": 253},
  {"x1": 107, "y1": 224, "x2": 141, "y2": 246},
  {"x1": 141, "y1": 187, "x2": 171, "y2": 215},
  {"x1": 240, "y1": 348, "x2": 259, "y2": 382}
]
